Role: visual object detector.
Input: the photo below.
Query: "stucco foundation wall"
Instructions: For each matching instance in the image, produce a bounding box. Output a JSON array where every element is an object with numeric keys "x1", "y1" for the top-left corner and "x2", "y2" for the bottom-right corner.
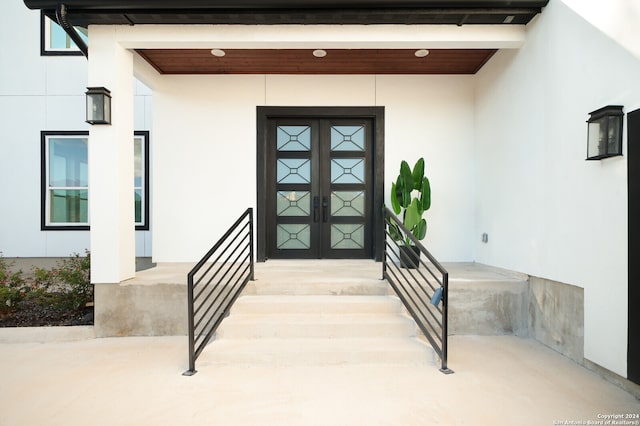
[
  {"x1": 474, "y1": 0, "x2": 640, "y2": 376},
  {"x1": 449, "y1": 280, "x2": 529, "y2": 336},
  {"x1": 151, "y1": 74, "x2": 476, "y2": 263},
  {"x1": 529, "y1": 277, "x2": 584, "y2": 364}
]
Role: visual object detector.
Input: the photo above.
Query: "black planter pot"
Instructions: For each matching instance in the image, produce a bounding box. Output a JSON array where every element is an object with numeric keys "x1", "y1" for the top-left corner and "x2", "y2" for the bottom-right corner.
[{"x1": 399, "y1": 245, "x2": 421, "y2": 269}]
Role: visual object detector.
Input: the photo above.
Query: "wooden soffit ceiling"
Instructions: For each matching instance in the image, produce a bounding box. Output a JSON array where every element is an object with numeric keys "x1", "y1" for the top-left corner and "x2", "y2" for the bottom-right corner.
[{"x1": 136, "y1": 48, "x2": 498, "y2": 75}]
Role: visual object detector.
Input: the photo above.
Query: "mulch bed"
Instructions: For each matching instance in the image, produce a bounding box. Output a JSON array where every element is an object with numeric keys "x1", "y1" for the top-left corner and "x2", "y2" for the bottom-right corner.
[{"x1": 0, "y1": 300, "x2": 93, "y2": 327}]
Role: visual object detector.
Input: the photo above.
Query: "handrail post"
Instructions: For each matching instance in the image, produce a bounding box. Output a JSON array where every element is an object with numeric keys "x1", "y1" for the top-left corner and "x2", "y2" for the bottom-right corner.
[
  {"x1": 440, "y1": 272, "x2": 453, "y2": 374},
  {"x1": 381, "y1": 205, "x2": 387, "y2": 280},
  {"x1": 183, "y1": 208, "x2": 254, "y2": 376},
  {"x1": 382, "y1": 207, "x2": 453, "y2": 375},
  {"x1": 249, "y1": 208, "x2": 255, "y2": 281},
  {"x1": 183, "y1": 273, "x2": 196, "y2": 376}
]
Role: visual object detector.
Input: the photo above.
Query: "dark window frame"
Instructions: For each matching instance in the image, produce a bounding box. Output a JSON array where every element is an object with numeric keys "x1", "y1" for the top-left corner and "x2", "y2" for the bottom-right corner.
[
  {"x1": 41, "y1": 131, "x2": 90, "y2": 230},
  {"x1": 134, "y1": 131, "x2": 151, "y2": 231},
  {"x1": 40, "y1": 130, "x2": 151, "y2": 231},
  {"x1": 40, "y1": 11, "x2": 85, "y2": 57}
]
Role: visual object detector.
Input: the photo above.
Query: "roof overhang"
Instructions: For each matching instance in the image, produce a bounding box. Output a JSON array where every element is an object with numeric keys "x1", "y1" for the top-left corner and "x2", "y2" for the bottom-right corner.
[
  {"x1": 25, "y1": 0, "x2": 548, "y2": 26},
  {"x1": 24, "y1": 1, "x2": 546, "y2": 74}
]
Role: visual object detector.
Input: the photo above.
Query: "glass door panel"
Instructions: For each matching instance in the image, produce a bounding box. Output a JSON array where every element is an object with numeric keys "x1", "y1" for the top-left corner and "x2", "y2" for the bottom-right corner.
[
  {"x1": 320, "y1": 120, "x2": 372, "y2": 258},
  {"x1": 277, "y1": 125, "x2": 311, "y2": 151},
  {"x1": 330, "y1": 125, "x2": 366, "y2": 151},
  {"x1": 277, "y1": 224, "x2": 311, "y2": 249},
  {"x1": 277, "y1": 158, "x2": 311, "y2": 184},
  {"x1": 277, "y1": 191, "x2": 311, "y2": 216},
  {"x1": 269, "y1": 121, "x2": 319, "y2": 258}
]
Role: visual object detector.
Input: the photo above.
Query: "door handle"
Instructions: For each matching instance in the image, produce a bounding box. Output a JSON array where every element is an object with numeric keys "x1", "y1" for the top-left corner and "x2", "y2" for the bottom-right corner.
[
  {"x1": 322, "y1": 197, "x2": 328, "y2": 222},
  {"x1": 313, "y1": 196, "x2": 320, "y2": 222}
]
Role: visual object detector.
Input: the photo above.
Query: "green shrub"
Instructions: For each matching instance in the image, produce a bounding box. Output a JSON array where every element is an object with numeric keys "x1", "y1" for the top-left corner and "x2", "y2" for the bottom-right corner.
[
  {"x1": 0, "y1": 251, "x2": 92, "y2": 315},
  {"x1": 0, "y1": 255, "x2": 28, "y2": 314},
  {"x1": 32, "y1": 266, "x2": 54, "y2": 290},
  {"x1": 51, "y1": 251, "x2": 92, "y2": 310}
]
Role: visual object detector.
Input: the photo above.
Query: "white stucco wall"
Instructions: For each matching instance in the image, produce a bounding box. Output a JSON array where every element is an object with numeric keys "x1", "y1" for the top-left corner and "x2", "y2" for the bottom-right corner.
[
  {"x1": 376, "y1": 75, "x2": 476, "y2": 261},
  {"x1": 562, "y1": 0, "x2": 640, "y2": 61},
  {"x1": 0, "y1": 2, "x2": 152, "y2": 258},
  {"x1": 475, "y1": 0, "x2": 640, "y2": 376},
  {"x1": 151, "y1": 74, "x2": 476, "y2": 262}
]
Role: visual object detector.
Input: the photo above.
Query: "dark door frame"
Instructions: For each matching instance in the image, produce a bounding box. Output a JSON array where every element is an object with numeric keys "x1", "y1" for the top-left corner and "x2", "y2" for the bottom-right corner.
[
  {"x1": 256, "y1": 106, "x2": 385, "y2": 262},
  {"x1": 628, "y1": 107, "x2": 640, "y2": 385}
]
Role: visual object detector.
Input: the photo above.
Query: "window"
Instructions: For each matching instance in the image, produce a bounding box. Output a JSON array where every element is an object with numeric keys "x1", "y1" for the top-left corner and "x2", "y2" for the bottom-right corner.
[
  {"x1": 41, "y1": 131, "x2": 150, "y2": 230},
  {"x1": 134, "y1": 131, "x2": 150, "y2": 230},
  {"x1": 41, "y1": 12, "x2": 88, "y2": 56},
  {"x1": 42, "y1": 132, "x2": 89, "y2": 229}
]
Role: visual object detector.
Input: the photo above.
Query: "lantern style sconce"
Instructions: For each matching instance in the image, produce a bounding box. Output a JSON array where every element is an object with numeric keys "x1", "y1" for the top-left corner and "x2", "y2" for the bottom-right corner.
[
  {"x1": 85, "y1": 87, "x2": 111, "y2": 125},
  {"x1": 586, "y1": 105, "x2": 623, "y2": 160}
]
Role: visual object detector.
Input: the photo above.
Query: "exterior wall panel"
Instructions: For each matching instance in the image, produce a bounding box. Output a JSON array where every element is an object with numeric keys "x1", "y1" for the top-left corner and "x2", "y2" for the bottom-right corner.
[
  {"x1": 151, "y1": 74, "x2": 476, "y2": 262},
  {"x1": 0, "y1": 2, "x2": 152, "y2": 258}
]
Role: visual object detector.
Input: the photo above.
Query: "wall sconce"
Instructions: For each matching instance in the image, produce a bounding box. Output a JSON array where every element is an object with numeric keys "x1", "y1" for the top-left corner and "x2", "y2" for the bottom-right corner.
[
  {"x1": 86, "y1": 87, "x2": 111, "y2": 125},
  {"x1": 586, "y1": 105, "x2": 623, "y2": 160}
]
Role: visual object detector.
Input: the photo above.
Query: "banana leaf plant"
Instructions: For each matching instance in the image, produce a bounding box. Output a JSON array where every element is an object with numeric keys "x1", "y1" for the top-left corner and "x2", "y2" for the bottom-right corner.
[{"x1": 389, "y1": 157, "x2": 431, "y2": 247}]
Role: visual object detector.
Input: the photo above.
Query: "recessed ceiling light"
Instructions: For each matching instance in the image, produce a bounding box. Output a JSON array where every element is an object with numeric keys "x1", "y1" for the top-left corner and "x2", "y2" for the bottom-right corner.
[
  {"x1": 313, "y1": 49, "x2": 327, "y2": 58},
  {"x1": 211, "y1": 49, "x2": 226, "y2": 57},
  {"x1": 414, "y1": 49, "x2": 430, "y2": 58}
]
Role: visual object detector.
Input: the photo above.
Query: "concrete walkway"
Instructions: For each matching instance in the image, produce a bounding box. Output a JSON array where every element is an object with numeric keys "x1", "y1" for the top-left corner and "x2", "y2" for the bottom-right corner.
[{"x1": 1, "y1": 334, "x2": 638, "y2": 426}]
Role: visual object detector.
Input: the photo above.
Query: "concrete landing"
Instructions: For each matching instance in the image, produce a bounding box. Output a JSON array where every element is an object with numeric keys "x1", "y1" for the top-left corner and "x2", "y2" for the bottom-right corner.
[
  {"x1": 1, "y1": 335, "x2": 637, "y2": 425},
  {"x1": 85, "y1": 260, "x2": 533, "y2": 338}
]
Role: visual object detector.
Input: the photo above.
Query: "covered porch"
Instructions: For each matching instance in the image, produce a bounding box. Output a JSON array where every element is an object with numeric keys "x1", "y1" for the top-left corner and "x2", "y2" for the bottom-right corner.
[{"x1": 21, "y1": 0, "x2": 638, "y2": 384}]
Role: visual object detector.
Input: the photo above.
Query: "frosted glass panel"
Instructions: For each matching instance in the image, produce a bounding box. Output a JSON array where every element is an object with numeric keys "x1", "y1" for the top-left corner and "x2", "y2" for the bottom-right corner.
[
  {"x1": 331, "y1": 158, "x2": 365, "y2": 184},
  {"x1": 331, "y1": 224, "x2": 365, "y2": 249},
  {"x1": 277, "y1": 158, "x2": 311, "y2": 184},
  {"x1": 331, "y1": 126, "x2": 365, "y2": 151},
  {"x1": 277, "y1": 191, "x2": 310, "y2": 216},
  {"x1": 277, "y1": 224, "x2": 311, "y2": 249},
  {"x1": 277, "y1": 126, "x2": 311, "y2": 151},
  {"x1": 331, "y1": 191, "x2": 365, "y2": 217}
]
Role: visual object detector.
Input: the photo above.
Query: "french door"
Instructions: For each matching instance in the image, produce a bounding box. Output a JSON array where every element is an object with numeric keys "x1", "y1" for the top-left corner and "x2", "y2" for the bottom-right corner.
[{"x1": 265, "y1": 117, "x2": 373, "y2": 259}]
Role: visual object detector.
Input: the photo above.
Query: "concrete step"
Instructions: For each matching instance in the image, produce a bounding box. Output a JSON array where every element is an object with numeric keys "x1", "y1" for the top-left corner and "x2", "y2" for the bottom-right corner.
[
  {"x1": 243, "y1": 278, "x2": 390, "y2": 296},
  {"x1": 200, "y1": 337, "x2": 436, "y2": 366},
  {"x1": 216, "y1": 313, "x2": 416, "y2": 339},
  {"x1": 247, "y1": 259, "x2": 387, "y2": 296},
  {"x1": 198, "y1": 265, "x2": 435, "y2": 366},
  {"x1": 230, "y1": 295, "x2": 403, "y2": 315}
]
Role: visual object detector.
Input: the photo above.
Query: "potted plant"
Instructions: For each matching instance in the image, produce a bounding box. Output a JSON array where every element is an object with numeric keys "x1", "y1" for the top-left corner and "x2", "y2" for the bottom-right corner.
[{"x1": 389, "y1": 157, "x2": 431, "y2": 268}]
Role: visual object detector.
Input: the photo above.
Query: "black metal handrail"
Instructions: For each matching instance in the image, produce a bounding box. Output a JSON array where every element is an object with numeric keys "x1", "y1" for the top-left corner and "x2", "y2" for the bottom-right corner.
[
  {"x1": 382, "y1": 207, "x2": 453, "y2": 374},
  {"x1": 183, "y1": 208, "x2": 254, "y2": 376}
]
